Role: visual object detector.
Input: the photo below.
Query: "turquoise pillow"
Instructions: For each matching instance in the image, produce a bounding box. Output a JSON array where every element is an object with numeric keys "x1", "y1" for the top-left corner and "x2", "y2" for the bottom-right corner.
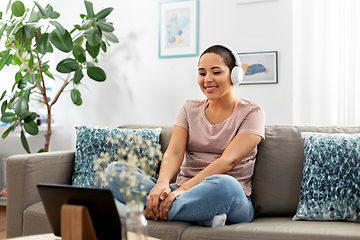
[
  {"x1": 293, "y1": 132, "x2": 360, "y2": 222},
  {"x1": 72, "y1": 125, "x2": 162, "y2": 188}
]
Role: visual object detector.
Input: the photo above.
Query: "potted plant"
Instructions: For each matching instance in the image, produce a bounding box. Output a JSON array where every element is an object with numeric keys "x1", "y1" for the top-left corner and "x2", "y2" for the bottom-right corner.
[{"x1": 0, "y1": 0, "x2": 118, "y2": 153}]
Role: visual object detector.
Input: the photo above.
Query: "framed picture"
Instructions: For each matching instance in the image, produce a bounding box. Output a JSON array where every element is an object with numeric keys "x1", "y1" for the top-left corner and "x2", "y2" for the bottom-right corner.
[
  {"x1": 236, "y1": 0, "x2": 278, "y2": 4},
  {"x1": 158, "y1": 0, "x2": 199, "y2": 58},
  {"x1": 238, "y1": 51, "x2": 278, "y2": 84}
]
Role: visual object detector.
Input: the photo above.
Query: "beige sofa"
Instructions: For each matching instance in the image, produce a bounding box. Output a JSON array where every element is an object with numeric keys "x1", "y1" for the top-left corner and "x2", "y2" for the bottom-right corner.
[{"x1": 6, "y1": 125, "x2": 360, "y2": 240}]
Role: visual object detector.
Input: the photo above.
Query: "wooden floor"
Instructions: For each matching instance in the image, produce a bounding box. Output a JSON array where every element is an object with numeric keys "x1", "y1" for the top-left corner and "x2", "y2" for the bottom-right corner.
[{"x1": 0, "y1": 206, "x2": 6, "y2": 239}]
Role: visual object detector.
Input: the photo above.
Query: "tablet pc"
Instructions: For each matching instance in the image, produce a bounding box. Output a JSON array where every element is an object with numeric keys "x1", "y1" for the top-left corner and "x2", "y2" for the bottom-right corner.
[{"x1": 37, "y1": 183, "x2": 121, "y2": 240}]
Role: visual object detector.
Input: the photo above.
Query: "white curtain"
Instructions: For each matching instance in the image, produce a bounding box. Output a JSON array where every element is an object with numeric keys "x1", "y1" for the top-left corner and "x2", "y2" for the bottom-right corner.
[{"x1": 293, "y1": 0, "x2": 360, "y2": 127}]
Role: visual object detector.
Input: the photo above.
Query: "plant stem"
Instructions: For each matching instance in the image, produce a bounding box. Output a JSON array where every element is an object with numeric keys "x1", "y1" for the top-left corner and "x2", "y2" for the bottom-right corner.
[
  {"x1": 50, "y1": 80, "x2": 70, "y2": 107},
  {"x1": 34, "y1": 32, "x2": 51, "y2": 152},
  {"x1": 35, "y1": 50, "x2": 51, "y2": 152}
]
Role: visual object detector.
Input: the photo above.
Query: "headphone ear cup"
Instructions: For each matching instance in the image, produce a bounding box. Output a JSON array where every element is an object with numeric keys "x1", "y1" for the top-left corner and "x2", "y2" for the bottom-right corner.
[{"x1": 231, "y1": 66, "x2": 244, "y2": 85}]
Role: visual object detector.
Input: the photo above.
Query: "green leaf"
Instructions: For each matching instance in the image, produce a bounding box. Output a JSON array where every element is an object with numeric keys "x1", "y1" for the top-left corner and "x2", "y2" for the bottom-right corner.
[
  {"x1": 70, "y1": 24, "x2": 82, "y2": 34},
  {"x1": 10, "y1": 96, "x2": 28, "y2": 117},
  {"x1": 28, "y1": 55, "x2": 34, "y2": 68},
  {"x1": 34, "y1": 1, "x2": 48, "y2": 18},
  {"x1": 11, "y1": 1, "x2": 25, "y2": 17},
  {"x1": 96, "y1": 22, "x2": 114, "y2": 32},
  {"x1": 50, "y1": 11, "x2": 60, "y2": 19},
  {"x1": 44, "y1": 71, "x2": 54, "y2": 79},
  {"x1": 1, "y1": 100, "x2": 7, "y2": 114},
  {"x1": 45, "y1": 4, "x2": 53, "y2": 17},
  {"x1": 81, "y1": 19, "x2": 93, "y2": 30},
  {"x1": 36, "y1": 33, "x2": 49, "y2": 55},
  {"x1": 50, "y1": 21, "x2": 65, "y2": 35},
  {"x1": 0, "y1": 51, "x2": 10, "y2": 71},
  {"x1": 21, "y1": 129, "x2": 31, "y2": 153},
  {"x1": 15, "y1": 71, "x2": 23, "y2": 82},
  {"x1": 56, "y1": 58, "x2": 79, "y2": 73},
  {"x1": 0, "y1": 90, "x2": 7, "y2": 101},
  {"x1": 29, "y1": 9, "x2": 38, "y2": 22},
  {"x1": 0, "y1": 24, "x2": 8, "y2": 41},
  {"x1": 6, "y1": 0, "x2": 12, "y2": 14},
  {"x1": 1, "y1": 112, "x2": 16, "y2": 123},
  {"x1": 15, "y1": 26, "x2": 24, "y2": 40},
  {"x1": 17, "y1": 80, "x2": 27, "y2": 89},
  {"x1": 84, "y1": 28, "x2": 102, "y2": 46},
  {"x1": 73, "y1": 69, "x2": 84, "y2": 84},
  {"x1": 23, "y1": 88, "x2": 31, "y2": 101},
  {"x1": 87, "y1": 66, "x2": 106, "y2": 82},
  {"x1": 102, "y1": 31, "x2": 119, "y2": 44},
  {"x1": 70, "y1": 88, "x2": 82, "y2": 106},
  {"x1": 28, "y1": 73, "x2": 36, "y2": 84},
  {"x1": 73, "y1": 44, "x2": 86, "y2": 63},
  {"x1": 49, "y1": 29, "x2": 73, "y2": 53},
  {"x1": 24, "y1": 121, "x2": 38, "y2": 135},
  {"x1": 95, "y1": 7, "x2": 113, "y2": 19},
  {"x1": 47, "y1": 42, "x2": 53, "y2": 53},
  {"x1": 84, "y1": 0, "x2": 95, "y2": 18},
  {"x1": 2, "y1": 122, "x2": 17, "y2": 139},
  {"x1": 100, "y1": 40, "x2": 107, "y2": 52},
  {"x1": 23, "y1": 112, "x2": 37, "y2": 123},
  {"x1": 86, "y1": 41, "x2": 100, "y2": 59},
  {"x1": 24, "y1": 24, "x2": 35, "y2": 39}
]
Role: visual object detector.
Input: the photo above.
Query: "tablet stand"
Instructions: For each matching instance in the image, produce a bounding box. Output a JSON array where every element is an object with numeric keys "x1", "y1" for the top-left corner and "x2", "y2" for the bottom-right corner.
[{"x1": 61, "y1": 204, "x2": 97, "y2": 240}]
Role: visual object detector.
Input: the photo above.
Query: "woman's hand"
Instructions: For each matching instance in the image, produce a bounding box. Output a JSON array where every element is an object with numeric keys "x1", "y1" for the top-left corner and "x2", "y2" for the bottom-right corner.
[
  {"x1": 145, "y1": 183, "x2": 171, "y2": 220},
  {"x1": 158, "y1": 188, "x2": 185, "y2": 221}
]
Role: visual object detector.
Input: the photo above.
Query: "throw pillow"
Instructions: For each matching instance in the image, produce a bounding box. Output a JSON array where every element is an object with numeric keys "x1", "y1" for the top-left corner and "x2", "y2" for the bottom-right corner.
[
  {"x1": 72, "y1": 125, "x2": 162, "y2": 188},
  {"x1": 293, "y1": 132, "x2": 360, "y2": 222}
]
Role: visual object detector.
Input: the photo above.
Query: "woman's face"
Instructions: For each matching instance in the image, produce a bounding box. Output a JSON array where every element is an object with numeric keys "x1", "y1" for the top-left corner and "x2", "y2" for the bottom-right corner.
[{"x1": 198, "y1": 53, "x2": 233, "y2": 101}]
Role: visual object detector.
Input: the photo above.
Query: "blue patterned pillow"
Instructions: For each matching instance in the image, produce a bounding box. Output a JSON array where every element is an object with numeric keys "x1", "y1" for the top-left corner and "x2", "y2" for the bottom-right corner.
[
  {"x1": 72, "y1": 125, "x2": 162, "y2": 188},
  {"x1": 293, "y1": 132, "x2": 360, "y2": 222}
]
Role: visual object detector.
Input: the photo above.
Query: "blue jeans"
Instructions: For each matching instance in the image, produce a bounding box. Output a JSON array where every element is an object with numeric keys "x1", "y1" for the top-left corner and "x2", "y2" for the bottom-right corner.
[{"x1": 105, "y1": 162, "x2": 254, "y2": 224}]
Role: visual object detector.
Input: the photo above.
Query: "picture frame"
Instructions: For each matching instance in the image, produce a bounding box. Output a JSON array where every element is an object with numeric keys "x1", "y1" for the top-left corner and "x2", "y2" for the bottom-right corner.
[
  {"x1": 158, "y1": 0, "x2": 199, "y2": 58},
  {"x1": 237, "y1": 51, "x2": 278, "y2": 84}
]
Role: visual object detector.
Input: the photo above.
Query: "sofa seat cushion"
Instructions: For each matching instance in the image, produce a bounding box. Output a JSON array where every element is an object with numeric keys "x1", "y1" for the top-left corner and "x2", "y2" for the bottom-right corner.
[
  {"x1": 147, "y1": 220, "x2": 193, "y2": 240},
  {"x1": 180, "y1": 217, "x2": 360, "y2": 240},
  {"x1": 23, "y1": 202, "x2": 52, "y2": 236}
]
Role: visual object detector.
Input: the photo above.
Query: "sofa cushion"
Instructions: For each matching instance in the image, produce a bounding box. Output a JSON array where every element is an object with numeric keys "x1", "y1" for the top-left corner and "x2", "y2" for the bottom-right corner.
[
  {"x1": 23, "y1": 202, "x2": 52, "y2": 236},
  {"x1": 147, "y1": 220, "x2": 193, "y2": 240},
  {"x1": 252, "y1": 126, "x2": 360, "y2": 218},
  {"x1": 180, "y1": 217, "x2": 360, "y2": 240},
  {"x1": 72, "y1": 125, "x2": 162, "y2": 188},
  {"x1": 293, "y1": 132, "x2": 360, "y2": 222}
]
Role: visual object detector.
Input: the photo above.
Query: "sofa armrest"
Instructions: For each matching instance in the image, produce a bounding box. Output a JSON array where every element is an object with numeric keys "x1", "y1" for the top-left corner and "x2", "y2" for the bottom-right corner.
[{"x1": 6, "y1": 150, "x2": 75, "y2": 238}]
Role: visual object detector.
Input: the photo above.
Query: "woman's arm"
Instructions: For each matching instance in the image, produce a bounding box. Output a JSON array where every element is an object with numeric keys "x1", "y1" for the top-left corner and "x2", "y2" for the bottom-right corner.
[
  {"x1": 180, "y1": 132, "x2": 261, "y2": 190},
  {"x1": 159, "y1": 132, "x2": 261, "y2": 219},
  {"x1": 145, "y1": 126, "x2": 188, "y2": 220}
]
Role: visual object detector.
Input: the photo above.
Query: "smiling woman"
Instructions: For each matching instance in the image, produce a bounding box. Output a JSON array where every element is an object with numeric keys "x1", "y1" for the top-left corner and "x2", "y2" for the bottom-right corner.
[{"x1": 105, "y1": 44, "x2": 265, "y2": 228}]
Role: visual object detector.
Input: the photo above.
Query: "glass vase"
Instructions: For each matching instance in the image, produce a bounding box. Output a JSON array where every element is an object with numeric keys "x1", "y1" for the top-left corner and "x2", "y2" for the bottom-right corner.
[{"x1": 125, "y1": 202, "x2": 148, "y2": 240}]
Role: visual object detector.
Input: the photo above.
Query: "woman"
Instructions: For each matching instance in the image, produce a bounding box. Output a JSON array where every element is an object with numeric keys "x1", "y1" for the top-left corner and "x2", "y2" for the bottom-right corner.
[{"x1": 106, "y1": 44, "x2": 265, "y2": 227}]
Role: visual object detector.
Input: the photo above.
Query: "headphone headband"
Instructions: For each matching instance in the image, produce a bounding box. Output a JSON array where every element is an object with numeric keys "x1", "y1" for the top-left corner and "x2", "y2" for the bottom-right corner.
[
  {"x1": 217, "y1": 44, "x2": 244, "y2": 85},
  {"x1": 217, "y1": 44, "x2": 241, "y2": 67}
]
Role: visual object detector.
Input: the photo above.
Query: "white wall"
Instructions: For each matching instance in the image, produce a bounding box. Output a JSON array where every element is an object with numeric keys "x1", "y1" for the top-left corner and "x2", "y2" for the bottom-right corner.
[{"x1": 3, "y1": 0, "x2": 294, "y2": 154}]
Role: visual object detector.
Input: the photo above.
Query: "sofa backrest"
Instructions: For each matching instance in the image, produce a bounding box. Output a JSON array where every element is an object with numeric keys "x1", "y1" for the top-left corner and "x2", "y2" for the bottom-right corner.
[
  {"x1": 252, "y1": 125, "x2": 360, "y2": 218},
  {"x1": 117, "y1": 125, "x2": 174, "y2": 155},
  {"x1": 118, "y1": 124, "x2": 360, "y2": 218}
]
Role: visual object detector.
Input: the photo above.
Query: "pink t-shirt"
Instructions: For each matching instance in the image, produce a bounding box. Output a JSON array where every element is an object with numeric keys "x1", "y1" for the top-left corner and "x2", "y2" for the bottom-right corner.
[{"x1": 173, "y1": 98, "x2": 265, "y2": 196}]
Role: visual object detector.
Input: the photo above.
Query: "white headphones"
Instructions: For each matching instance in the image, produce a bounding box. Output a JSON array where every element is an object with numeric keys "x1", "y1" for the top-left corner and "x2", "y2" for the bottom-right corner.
[{"x1": 217, "y1": 44, "x2": 244, "y2": 85}]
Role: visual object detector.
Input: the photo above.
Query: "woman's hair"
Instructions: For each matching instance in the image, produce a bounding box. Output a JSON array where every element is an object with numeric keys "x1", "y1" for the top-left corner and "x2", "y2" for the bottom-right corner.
[{"x1": 199, "y1": 45, "x2": 236, "y2": 72}]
